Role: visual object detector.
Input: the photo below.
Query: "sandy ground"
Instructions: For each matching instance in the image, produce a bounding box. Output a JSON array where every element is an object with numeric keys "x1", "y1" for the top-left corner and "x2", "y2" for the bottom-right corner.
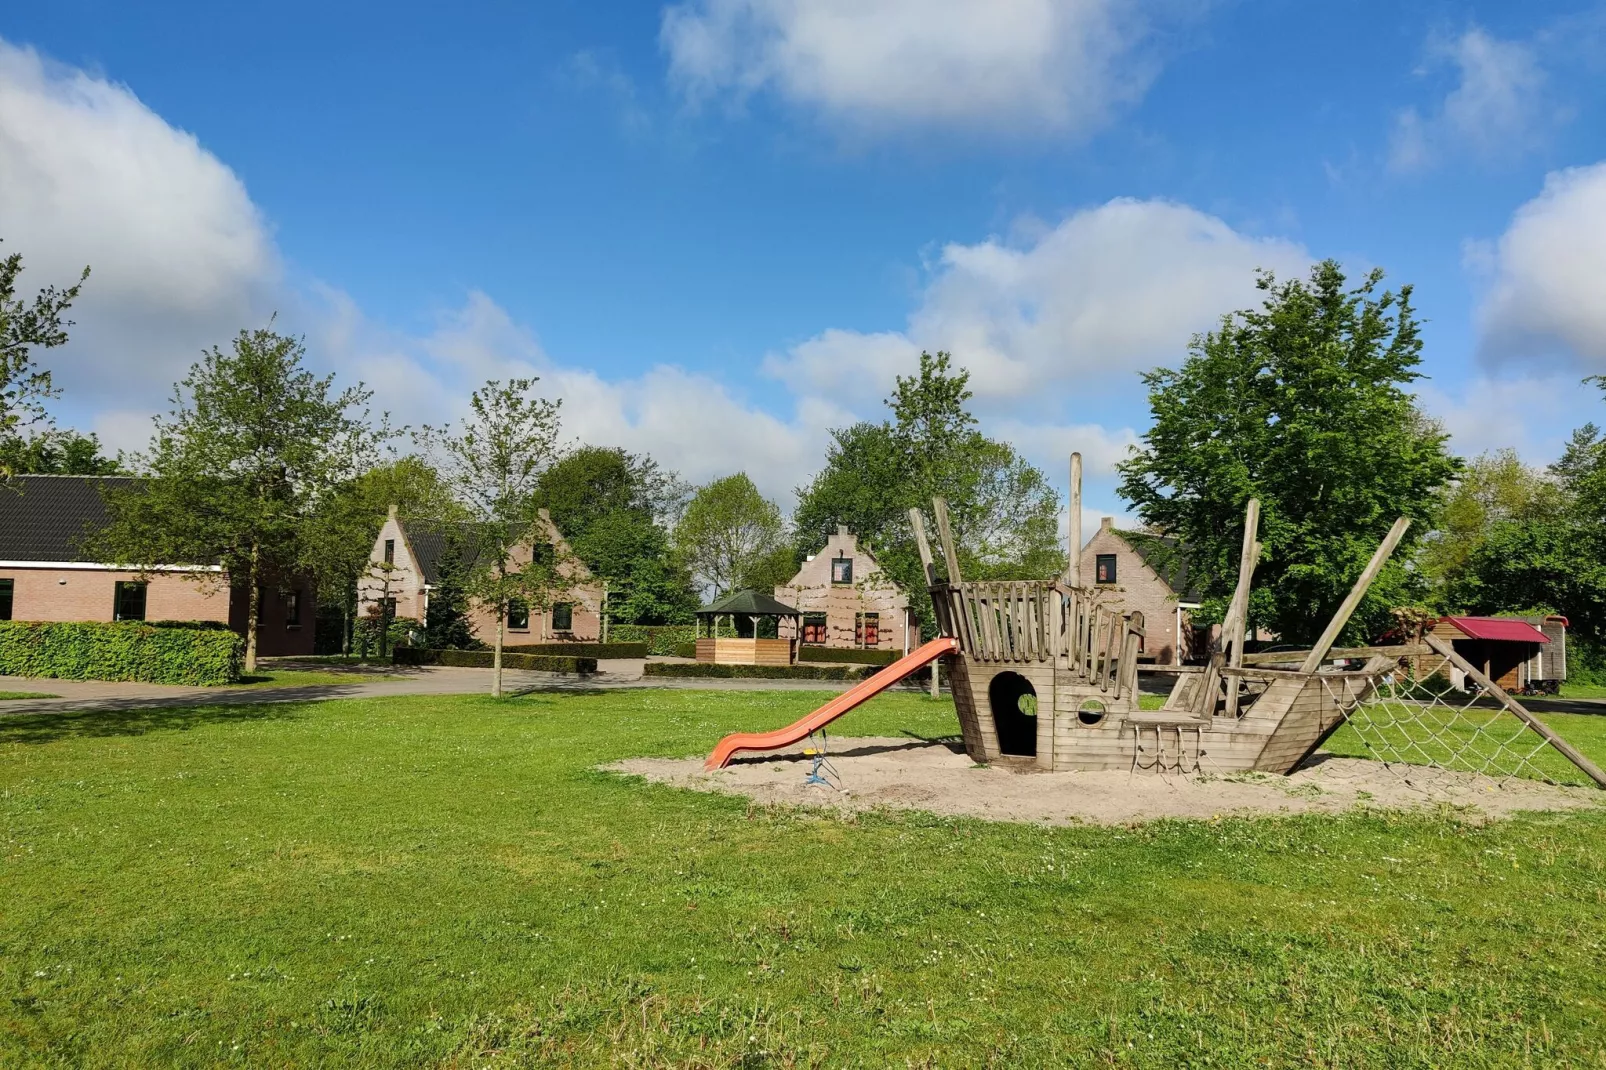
[{"x1": 608, "y1": 737, "x2": 1605, "y2": 825}]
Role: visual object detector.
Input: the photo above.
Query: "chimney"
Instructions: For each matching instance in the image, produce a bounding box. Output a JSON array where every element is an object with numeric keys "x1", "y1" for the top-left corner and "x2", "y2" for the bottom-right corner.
[
  {"x1": 836, "y1": 524, "x2": 849, "y2": 537},
  {"x1": 538, "y1": 507, "x2": 551, "y2": 521},
  {"x1": 1100, "y1": 516, "x2": 1114, "y2": 531},
  {"x1": 387, "y1": 502, "x2": 398, "y2": 520}
]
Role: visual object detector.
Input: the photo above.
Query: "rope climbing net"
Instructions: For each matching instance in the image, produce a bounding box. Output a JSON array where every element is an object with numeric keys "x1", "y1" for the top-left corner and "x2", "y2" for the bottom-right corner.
[{"x1": 1320, "y1": 642, "x2": 1603, "y2": 788}]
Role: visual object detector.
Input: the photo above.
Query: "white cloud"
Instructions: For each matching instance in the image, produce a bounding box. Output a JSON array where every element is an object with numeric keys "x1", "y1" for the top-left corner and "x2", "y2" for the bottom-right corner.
[
  {"x1": 310, "y1": 287, "x2": 840, "y2": 503},
  {"x1": 1416, "y1": 373, "x2": 1603, "y2": 464},
  {"x1": 661, "y1": 0, "x2": 1156, "y2": 134},
  {"x1": 1388, "y1": 27, "x2": 1549, "y2": 173},
  {"x1": 765, "y1": 197, "x2": 1309, "y2": 410},
  {"x1": 0, "y1": 38, "x2": 277, "y2": 440},
  {"x1": 1474, "y1": 161, "x2": 1606, "y2": 367}
]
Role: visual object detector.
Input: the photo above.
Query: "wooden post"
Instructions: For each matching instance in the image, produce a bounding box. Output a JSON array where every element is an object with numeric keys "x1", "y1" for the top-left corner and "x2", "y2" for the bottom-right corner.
[
  {"x1": 600, "y1": 583, "x2": 609, "y2": 644},
  {"x1": 930, "y1": 655, "x2": 940, "y2": 698},
  {"x1": 1299, "y1": 517, "x2": 1412, "y2": 675},
  {"x1": 1223, "y1": 500, "x2": 1261, "y2": 718},
  {"x1": 1067, "y1": 452, "x2": 1083, "y2": 587},
  {"x1": 1424, "y1": 633, "x2": 1606, "y2": 789},
  {"x1": 908, "y1": 507, "x2": 938, "y2": 588},
  {"x1": 931, "y1": 498, "x2": 963, "y2": 585}
]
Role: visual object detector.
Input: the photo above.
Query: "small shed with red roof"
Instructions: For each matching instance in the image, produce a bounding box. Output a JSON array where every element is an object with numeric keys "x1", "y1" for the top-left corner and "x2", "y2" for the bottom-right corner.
[{"x1": 1427, "y1": 616, "x2": 1553, "y2": 691}]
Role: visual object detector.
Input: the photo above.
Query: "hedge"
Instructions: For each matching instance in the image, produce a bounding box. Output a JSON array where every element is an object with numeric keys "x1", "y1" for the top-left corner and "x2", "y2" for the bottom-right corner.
[
  {"x1": 644, "y1": 661, "x2": 874, "y2": 681},
  {"x1": 506, "y1": 642, "x2": 649, "y2": 658},
  {"x1": 392, "y1": 647, "x2": 596, "y2": 674},
  {"x1": 0, "y1": 620, "x2": 244, "y2": 686},
  {"x1": 797, "y1": 646, "x2": 899, "y2": 666}
]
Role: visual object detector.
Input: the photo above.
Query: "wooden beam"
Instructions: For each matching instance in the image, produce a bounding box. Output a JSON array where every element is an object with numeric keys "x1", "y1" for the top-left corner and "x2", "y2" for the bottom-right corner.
[
  {"x1": 1223, "y1": 499, "x2": 1261, "y2": 718},
  {"x1": 1242, "y1": 642, "x2": 1432, "y2": 666},
  {"x1": 908, "y1": 507, "x2": 939, "y2": 588},
  {"x1": 1424, "y1": 632, "x2": 1606, "y2": 790},
  {"x1": 1067, "y1": 452, "x2": 1083, "y2": 587},
  {"x1": 1298, "y1": 517, "x2": 1411, "y2": 675},
  {"x1": 932, "y1": 497, "x2": 963, "y2": 585}
]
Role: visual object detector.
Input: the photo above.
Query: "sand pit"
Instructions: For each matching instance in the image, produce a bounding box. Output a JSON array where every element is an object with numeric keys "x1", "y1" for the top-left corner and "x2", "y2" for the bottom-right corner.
[{"x1": 607, "y1": 737, "x2": 1604, "y2": 825}]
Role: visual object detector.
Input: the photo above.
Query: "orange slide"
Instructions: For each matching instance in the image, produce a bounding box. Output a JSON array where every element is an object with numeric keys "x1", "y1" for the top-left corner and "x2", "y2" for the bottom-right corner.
[{"x1": 704, "y1": 636, "x2": 960, "y2": 770}]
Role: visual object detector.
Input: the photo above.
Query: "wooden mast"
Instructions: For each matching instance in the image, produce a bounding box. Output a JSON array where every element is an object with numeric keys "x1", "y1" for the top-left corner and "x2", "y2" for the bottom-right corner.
[
  {"x1": 1067, "y1": 452, "x2": 1083, "y2": 587},
  {"x1": 1222, "y1": 499, "x2": 1261, "y2": 718}
]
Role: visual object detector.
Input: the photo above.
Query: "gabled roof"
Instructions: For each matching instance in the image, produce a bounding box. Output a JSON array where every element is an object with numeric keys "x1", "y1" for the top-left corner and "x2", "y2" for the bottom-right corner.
[
  {"x1": 1440, "y1": 616, "x2": 1549, "y2": 644},
  {"x1": 1110, "y1": 529, "x2": 1203, "y2": 603},
  {"x1": 391, "y1": 512, "x2": 592, "y2": 586},
  {"x1": 698, "y1": 588, "x2": 802, "y2": 616},
  {"x1": 0, "y1": 475, "x2": 141, "y2": 561}
]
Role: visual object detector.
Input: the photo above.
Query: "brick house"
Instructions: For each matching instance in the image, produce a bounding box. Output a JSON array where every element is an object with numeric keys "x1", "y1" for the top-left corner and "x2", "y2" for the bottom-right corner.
[
  {"x1": 358, "y1": 507, "x2": 604, "y2": 644},
  {"x1": 774, "y1": 526, "x2": 917, "y2": 652},
  {"x1": 1076, "y1": 517, "x2": 1204, "y2": 665},
  {"x1": 0, "y1": 475, "x2": 314, "y2": 655}
]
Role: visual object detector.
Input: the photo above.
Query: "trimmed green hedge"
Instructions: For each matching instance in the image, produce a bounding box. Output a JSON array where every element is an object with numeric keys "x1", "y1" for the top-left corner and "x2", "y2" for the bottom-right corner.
[
  {"x1": 797, "y1": 645, "x2": 899, "y2": 666},
  {"x1": 644, "y1": 661, "x2": 873, "y2": 681},
  {"x1": 393, "y1": 647, "x2": 596, "y2": 674},
  {"x1": 0, "y1": 620, "x2": 244, "y2": 686},
  {"x1": 506, "y1": 642, "x2": 649, "y2": 659}
]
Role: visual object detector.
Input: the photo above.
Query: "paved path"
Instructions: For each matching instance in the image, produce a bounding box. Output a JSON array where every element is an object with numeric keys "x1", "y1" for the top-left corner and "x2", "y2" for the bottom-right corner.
[{"x1": 0, "y1": 660, "x2": 905, "y2": 718}]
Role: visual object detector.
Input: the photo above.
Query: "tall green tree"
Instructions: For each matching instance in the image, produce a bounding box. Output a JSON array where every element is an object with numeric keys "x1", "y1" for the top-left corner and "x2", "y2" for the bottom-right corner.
[
  {"x1": 0, "y1": 428, "x2": 120, "y2": 475},
  {"x1": 425, "y1": 378, "x2": 566, "y2": 697},
  {"x1": 0, "y1": 239, "x2": 91, "y2": 478},
  {"x1": 1118, "y1": 261, "x2": 1458, "y2": 645},
  {"x1": 674, "y1": 473, "x2": 788, "y2": 598},
  {"x1": 793, "y1": 351, "x2": 1063, "y2": 634},
  {"x1": 300, "y1": 455, "x2": 459, "y2": 654},
  {"x1": 1416, "y1": 449, "x2": 1567, "y2": 606},
  {"x1": 535, "y1": 446, "x2": 697, "y2": 623},
  {"x1": 98, "y1": 326, "x2": 387, "y2": 672}
]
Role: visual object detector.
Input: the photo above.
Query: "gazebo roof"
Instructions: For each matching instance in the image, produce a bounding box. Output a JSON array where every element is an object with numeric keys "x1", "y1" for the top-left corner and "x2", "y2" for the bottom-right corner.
[{"x1": 697, "y1": 588, "x2": 802, "y2": 617}]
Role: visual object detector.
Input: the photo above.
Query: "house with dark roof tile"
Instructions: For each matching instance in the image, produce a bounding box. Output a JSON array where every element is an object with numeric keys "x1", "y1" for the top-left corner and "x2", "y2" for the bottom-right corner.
[
  {"x1": 0, "y1": 475, "x2": 314, "y2": 655},
  {"x1": 1076, "y1": 517, "x2": 1208, "y2": 666},
  {"x1": 359, "y1": 506, "x2": 604, "y2": 643}
]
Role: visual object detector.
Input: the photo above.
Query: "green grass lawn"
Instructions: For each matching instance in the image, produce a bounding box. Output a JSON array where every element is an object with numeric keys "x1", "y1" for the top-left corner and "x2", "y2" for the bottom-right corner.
[
  {"x1": 3, "y1": 689, "x2": 1605, "y2": 1067},
  {"x1": 0, "y1": 692, "x2": 60, "y2": 701},
  {"x1": 1560, "y1": 681, "x2": 1606, "y2": 700}
]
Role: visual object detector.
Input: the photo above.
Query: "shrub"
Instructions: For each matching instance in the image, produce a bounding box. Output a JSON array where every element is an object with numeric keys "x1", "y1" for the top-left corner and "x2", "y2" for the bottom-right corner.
[
  {"x1": 0, "y1": 620, "x2": 244, "y2": 686},
  {"x1": 147, "y1": 619, "x2": 234, "y2": 630},
  {"x1": 644, "y1": 662, "x2": 874, "y2": 681},
  {"x1": 506, "y1": 642, "x2": 648, "y2": 659},
  {"x1": 672, "y1": 642, "x2": 697, "y2": 659},
  {"x1": 393, "y1": 648, "x2": 596, "y2": 674},
  {"x1": 797, "y1": 646, "x2": 899, "y2": 666},
  {"x1": 607, "y1": 624, "x2": 699, "y2": 656},
  {"x1": 353, "y1": 616, "x2": 424, "y2": 657}
]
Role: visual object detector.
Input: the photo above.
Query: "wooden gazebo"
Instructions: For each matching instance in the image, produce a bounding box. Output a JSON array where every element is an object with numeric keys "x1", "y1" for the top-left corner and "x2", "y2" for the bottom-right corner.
[{"x1": 695, "y1": 589, "x2": 801, "y2": 666}]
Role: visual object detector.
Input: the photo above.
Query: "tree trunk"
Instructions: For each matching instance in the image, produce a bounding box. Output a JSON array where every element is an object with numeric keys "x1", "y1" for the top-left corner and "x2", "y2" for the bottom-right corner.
[
  {"x1": 245, "y1": 540, "x2": 261, "y2": 675},
  {"x1": 341, "y1": 595, "x2": 350, "y2": 657},
  {"x1": 493, "y1": 603, "x2": 505, "y2": 699}
]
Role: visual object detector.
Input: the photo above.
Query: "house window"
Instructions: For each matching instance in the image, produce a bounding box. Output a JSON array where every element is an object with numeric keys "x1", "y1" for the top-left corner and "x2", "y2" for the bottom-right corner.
[
  {"x1": 552, "y1": 602, "x2": 573, "y2": 631},
  {"x1": 801, "y1": 613, "x2": 827, "y2": 645},
  {"x1": 507, "y1": 599, "x2": 530, "y2": 630},
  {"x1": 531, "y1": 543, "x2": 554, "y2": 570},
  {"x1": 858, "y1": 611, "x2": 879, "y2": 647},
  {"x1": 831, "y1": 557, "x2": 853, "y2": 585},
  {"x1": 113, "y1": 581, "x2": 148, "y2": 622},
  {"x1": 383, "y1": 539, "x2": 395, "y2": 564},
  {"x1": 0, "y1": 578, "x2": 13, "y2": 621},
  {"x1": 1095, "y1": 554, "x2": 1118, "y2": 584},
  {"x1": 285, "y1": 590, "x2": 302, "y2": 628}
]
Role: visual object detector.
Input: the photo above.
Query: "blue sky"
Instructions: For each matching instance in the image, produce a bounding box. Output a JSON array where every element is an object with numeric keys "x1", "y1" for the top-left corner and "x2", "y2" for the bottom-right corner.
[{"x1": 3, "y1": 1, "x2": 1605, "y2": 527}]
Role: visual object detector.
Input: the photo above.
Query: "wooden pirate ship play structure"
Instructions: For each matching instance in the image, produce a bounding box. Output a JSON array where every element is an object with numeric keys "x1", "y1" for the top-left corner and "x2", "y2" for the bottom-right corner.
[
  {"x1": 708, "y1": 453, "x2": 1604, "y2": 790},
  {"x1": 904, "y1": 459, "x2": 1606, "y2": 787}
]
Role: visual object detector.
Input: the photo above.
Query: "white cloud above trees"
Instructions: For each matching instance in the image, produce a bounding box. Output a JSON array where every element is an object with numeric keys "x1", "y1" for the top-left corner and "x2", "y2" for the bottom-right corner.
[
  {"x1": 1388, "y1": 27, "x2": 1552, "y2": 173},
  {"x1": 1473, "y1": 161, "x2": 1606, "y2": 368},
  {"x1": 660, "y1": 0, "x2": 1159, "y2": 135},
  {"x1": 0, "y1": 39, "x2": 277, "y2": 438},
  {"x1": 764, "y1": 198, "x2": 1310, "y2": 411}
]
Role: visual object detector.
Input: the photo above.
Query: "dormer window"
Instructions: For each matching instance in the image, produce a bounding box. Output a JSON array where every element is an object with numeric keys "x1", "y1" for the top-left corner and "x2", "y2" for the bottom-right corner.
[
  {"x1": 383, "y1": 538, "x2": 395, "y2": 564},
  {"x1": 831, "y1": 557, "x2": 853, "y2": 585}
]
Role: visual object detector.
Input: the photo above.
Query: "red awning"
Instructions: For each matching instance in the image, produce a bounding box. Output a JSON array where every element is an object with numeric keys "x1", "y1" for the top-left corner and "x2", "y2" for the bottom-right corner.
[{"x1": 1440, "y1": 616, "x2": 1549, "y2": 643}]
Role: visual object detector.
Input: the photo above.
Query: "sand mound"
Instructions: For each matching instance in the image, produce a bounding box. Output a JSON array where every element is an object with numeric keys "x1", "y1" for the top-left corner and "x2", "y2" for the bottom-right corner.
[{"x1": 607, "y1": 737, "x2": 1603, "y2": 826}]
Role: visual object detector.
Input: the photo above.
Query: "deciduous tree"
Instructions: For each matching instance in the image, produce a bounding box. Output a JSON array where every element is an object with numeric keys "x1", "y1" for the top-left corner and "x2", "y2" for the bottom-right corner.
[
  {"x1": 98, "y1": 326, "x2": 387, "y2": 672},
  {"x1": 674, "y1": 473, "x2": 788, "y2": 598},
  {"x1": 424, "y1": 378, "x2": 566, "y2": 697},
  {"x1": 1118, "y1": 261, "x2": 1458, "y2": 645},
  {"x1": 0, "y1": 239, "x2": 90, "y2": 478}
]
